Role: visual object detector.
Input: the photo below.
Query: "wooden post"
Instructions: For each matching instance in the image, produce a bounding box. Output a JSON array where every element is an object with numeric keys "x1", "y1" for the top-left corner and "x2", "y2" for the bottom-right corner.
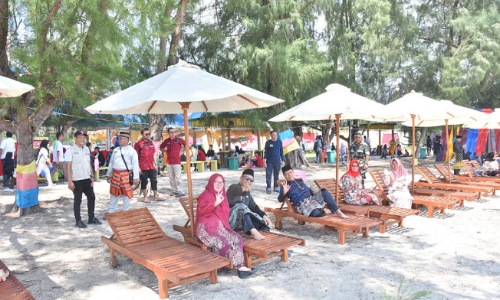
[
  {"x1": 411, "y1": 114, "x2": 415, "y2": 194},
  {"x1": 257, "y1": 129, "x2": 261, "y2": 150},
  {"x1": 335, "y1": 114, "x2": 341, "y2": 203},
  {"x1": 181, "y1": 102, "x2": 194, "y2": 237}
]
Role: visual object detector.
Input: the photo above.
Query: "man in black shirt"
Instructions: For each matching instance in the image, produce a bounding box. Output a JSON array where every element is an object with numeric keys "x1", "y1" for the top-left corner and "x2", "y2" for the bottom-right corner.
[{"x1": 226, "y1": 169, "x2": 271, "y2": 240}]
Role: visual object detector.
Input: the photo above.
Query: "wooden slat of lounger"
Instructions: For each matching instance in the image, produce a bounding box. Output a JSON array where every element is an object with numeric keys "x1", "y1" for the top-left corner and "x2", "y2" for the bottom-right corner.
[
  {"x1": 416, "y1": 166, "x2": 492, "y2": 195},
  {"x1": 0, "y1": 260, "x2": 35, "y2": 300},
  {"x1": 413, "y1": 188, "x2": 474, "y2": 201},
  {"x1": 434, "y1": 164, "x2": 500, "y2": 192},
  {"x1": 103, "y1": 208, "x2": 231, "y2": 298}
]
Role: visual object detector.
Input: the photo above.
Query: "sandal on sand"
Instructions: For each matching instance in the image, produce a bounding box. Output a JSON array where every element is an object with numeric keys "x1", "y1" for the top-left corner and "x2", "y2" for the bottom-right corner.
[
  {"x1": 154, "y1": 197, "x2": 166, "y2": 202},
  {"x1": 140, "y1": 199, "x2": 151, "y2": 203}
]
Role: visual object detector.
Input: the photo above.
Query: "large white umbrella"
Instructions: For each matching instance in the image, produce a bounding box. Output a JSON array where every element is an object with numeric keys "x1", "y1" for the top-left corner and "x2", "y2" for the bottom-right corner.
[
  {"x1": 0, "y1": 75, "x2": 35, "y2": 97},
  {"x1": 463, "y1": 108, "x2": 500, "y2": 129},
  {"x1": 86, "y1": 60, "x2": 284, "y2": 234},
  {"x1": 269, "y1": 83, "x2": 391, "y2": 201},
  {"x1": 381, "y1": 92, "x2": 473, "y2": 185}
]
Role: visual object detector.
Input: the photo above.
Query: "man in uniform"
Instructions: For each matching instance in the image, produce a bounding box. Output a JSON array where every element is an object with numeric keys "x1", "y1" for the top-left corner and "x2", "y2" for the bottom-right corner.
[
  {"x1": 66, "y1": 130, "x2": 102, "y2": 228},
  {"x1": 349, "y1": 132, "x2": 370, "y2": 183}
]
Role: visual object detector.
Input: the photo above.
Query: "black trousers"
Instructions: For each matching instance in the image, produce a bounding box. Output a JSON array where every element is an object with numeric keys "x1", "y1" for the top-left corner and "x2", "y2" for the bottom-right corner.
[
  {"x1": 242, "y1": 214, "x2": 270, "y2": 235},
  {"x1": 140, "y1": 169, "x2": 158, "y2": 190},
  {"x1": 73, "y1": 179, "x2": 96, "y2": 222}
]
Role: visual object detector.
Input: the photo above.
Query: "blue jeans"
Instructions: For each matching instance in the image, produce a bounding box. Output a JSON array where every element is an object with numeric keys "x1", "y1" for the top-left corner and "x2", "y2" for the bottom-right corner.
[
  {"x1": 315, "y1": 150, "x2": 321, "y2": 163},
  {"x1": 265, "y1": 160, "x2": 280, "y2": 189},
  {"x1": 2, "y1": 159, "x2": 9, "y2": 187},
  {"x1": 320, "y1": 189, "x2": 339, "y2": 213}
]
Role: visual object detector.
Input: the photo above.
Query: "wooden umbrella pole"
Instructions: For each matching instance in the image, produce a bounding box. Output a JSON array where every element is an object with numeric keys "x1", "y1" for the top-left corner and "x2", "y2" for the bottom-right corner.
[
  {"x1": 181, "y1": 102, "x2": 194, "y2": 237},
  {"x1": 411, "y1": 114, "x2": 415, "y2": 194},
  {"x1": 335, "y1": 114, "x2": 341, "y2": 203},
  {"x1": 446, "y1": 119, "x2": 450, "y2": 183}
]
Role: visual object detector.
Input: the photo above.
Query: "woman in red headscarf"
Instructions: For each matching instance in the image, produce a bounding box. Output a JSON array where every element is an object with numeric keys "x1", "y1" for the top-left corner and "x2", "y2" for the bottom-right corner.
[
  {"x1": 340, "y1": 159, "x2": 379, "y2": 205},
  {"x1": 195, "y1": 173, "x2": 254, "y2": 278},
  {"x1": 383, "y1": 158, "x2": 413, "y2": 208}
]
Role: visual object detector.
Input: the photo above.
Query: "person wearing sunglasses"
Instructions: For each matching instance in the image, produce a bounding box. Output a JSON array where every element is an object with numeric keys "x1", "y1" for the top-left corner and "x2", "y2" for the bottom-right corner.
[
  {"x1": 226, "y1": 169, "x2": 271, "y2": 240},
  {"x1": 134, "y1": 128, "x2": 165, "y2": 202}
]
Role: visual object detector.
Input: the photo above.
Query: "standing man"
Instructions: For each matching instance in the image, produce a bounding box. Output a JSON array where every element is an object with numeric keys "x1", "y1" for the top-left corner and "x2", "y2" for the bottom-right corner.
[
  {"x1": 389, "y1": 138, "x2": 397, "y2": 158},
  {"x1": 160, "y1": 127, "x2": 185, "y2": 197},
  {"x1": 426, "y1": 135, "x2": 432, "y2": 155},
  {"x1": 349, "y1": 132, "x2": 370, "y2": 183},
  {"x1": 134, "y1": 128, "x2": 164, "y2": 203},
  {"x1": 52, "y1": 132, "x2": 67, "y2": 182},
  {"x1": 226, "y1": 169, "x2": 272, "y2": 240},
  {"x1": 66, "y1": 130, "x2": 102, "y2": 228},
  {"x1": 106, "y1": 131, "x2": 139, "y2": 213},
  {"x1": 0, "y1": 131, "x2": 16, "y2": 187},
  {"x1": 263, "y1": 130, "x2": 284, "y2": 194},
  {"x1": 453, "y1": 135, "x2": 464, "y2": 175}
]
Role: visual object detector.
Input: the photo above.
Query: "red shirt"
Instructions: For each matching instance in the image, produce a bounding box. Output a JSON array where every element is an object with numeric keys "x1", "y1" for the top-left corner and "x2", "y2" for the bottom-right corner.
[
  {"x1": 254, "y1": 155, "x2": 264, "y2": 167},
  {"x1": 160, "y1": 137, "x2": 185, "y2": 164},
  {"x1": 197, "y1": 149, "x2": 206, "y2": 161},
  {"x1": 134, "y1": 139, "x2": 156, "y2": 171}
]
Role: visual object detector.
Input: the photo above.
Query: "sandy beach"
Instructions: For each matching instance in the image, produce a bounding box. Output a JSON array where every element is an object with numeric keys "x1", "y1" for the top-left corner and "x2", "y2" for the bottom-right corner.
[{"x1": 1, "y1": 157, "x2": 499, "y2": 299}]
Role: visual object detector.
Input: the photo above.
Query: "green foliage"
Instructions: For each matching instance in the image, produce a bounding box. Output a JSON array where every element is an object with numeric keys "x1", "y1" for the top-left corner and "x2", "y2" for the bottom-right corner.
[{"x1": 382, "y1": 277, "x2": 432, "y2": 300}]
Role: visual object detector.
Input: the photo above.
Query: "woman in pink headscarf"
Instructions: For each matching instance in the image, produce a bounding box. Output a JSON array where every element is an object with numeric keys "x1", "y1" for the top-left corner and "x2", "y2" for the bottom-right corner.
[
  {"x1": 383, "y1": 158, "x2": 413, "y2": 209},
  {"x1": 195, "y1": 173, "x2": 254, "y2": 279},
  {"x1": 340, "y1": 159, "x2": 379, "y2": 205}
]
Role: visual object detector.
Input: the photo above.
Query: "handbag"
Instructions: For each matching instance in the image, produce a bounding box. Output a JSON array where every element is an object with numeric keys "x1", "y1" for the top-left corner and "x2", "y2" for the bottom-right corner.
[{"x1": 119, "y1": 147, "x2": 134, "y2": 185}]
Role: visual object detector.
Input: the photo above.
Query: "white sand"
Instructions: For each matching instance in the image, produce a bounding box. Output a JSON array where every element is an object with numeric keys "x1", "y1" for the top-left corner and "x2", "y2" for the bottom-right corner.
[{"x1": 1, "y1": 157, "x2": 499, "y2": 299}]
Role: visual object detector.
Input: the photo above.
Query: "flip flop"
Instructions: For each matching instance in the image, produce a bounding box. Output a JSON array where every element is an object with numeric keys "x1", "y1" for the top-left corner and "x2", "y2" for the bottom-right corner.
[
  {"x1": 139, "y1": 199, "x2": 151, "y2": 203},
  {"x1": 154, "y1": 197, "x2": 166, "y2": 202}
]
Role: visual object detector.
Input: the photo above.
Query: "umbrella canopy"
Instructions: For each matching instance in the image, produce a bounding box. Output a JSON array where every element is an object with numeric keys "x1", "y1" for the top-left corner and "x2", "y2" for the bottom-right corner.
[
  {"x1": 0, "y1": 75, "x2": 35, "y2": 97},
  {"x1": 269, "y1": 83, "x2": 389, "y2": 201},
  {"x1": 464, "y1": 108, "x2": 500, "y2": 129},
  {"x1": 401, "y1": 100, "x2": 488, "y2": 127},
  {"x1": 85, "y1": 60, "x2": 284, "y2": 236},
  {"x1": 269, "y1": 83, "x2": 388, "y2": 122},
  {"x1": 86, "y1": 60, "x2": 283, "y2": 114}
]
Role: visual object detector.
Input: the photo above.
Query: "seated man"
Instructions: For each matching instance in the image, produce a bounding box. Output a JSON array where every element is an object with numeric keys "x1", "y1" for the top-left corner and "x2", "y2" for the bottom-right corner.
[
  {"x1": 227, "y1": 169, "x2": 271, "y2": 240},
  {"x1": 278, "y1": 165, "x2": 348, "y2": 219}
]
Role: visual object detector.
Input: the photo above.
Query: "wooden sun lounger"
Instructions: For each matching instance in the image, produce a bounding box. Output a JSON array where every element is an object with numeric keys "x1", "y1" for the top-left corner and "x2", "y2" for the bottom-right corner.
[
  {"x1": 101, "y1": 208, "x2": 231, "y2": 299},
  {"x1": 369, "y1": 169, "x2": 462, "y2": 218},
  {"x1": 0, "y1": 260, "x2": 35, "y2": 300},
  {"x1": 173, "y1": 196, "x2": 305, "y2": 269},
  {"x1": 463, "y1": 160, "x2": 500, "y2": 183},
  {"x1": 415, "y1": 166, "x2": 493, "y2": 198},
  {"x1": 314, "y1": 178, "x2": 419, "y2": 231},
  {"x1": 434, "y1": 164, "x2": 499, "y2": 194},
  {"x1": 263, "y1": 180, "x2": 382, "y2": 245}
]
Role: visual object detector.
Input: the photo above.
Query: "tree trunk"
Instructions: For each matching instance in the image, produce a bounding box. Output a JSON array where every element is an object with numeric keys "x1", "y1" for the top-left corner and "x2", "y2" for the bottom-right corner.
[
  {"x1": 8, "y1": 92, "x2": 42, "y2": 216},
  {"x1": 149, "y1": 0, "x2": 188, "y2": 142},
  {"x1": 416, "y1": 127, "x2": 427, "y2": 157},
  {"x1": 321, "y1": 124, "x2": 336, "y2": 146},
  {"x1": 285, "y1": 149, "x2": 310, "y2": 169}
]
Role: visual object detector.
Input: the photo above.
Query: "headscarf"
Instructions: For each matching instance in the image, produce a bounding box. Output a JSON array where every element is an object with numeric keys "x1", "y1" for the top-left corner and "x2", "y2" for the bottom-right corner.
[
  {"x1": 390, "y1": 158, "x2": 408, "y2": 180},
  {"x1": 341, "y1": 159, "x2": 361, "y2": 179},
  {"x1": 197, "y1": 173, "x2": 230, "y2": 228}
]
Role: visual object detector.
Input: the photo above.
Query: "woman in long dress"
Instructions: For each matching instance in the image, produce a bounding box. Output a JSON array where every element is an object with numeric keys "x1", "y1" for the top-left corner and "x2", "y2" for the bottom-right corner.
[
  {"x1": 340, "y1": 159, "x2": 379, "y2": 205},
  {"x1": 195, "y1": 173, "x2": 254, "y2": 279},
  {"x1": 383, "y1": 158, "x2": 413, "y2": 209}
]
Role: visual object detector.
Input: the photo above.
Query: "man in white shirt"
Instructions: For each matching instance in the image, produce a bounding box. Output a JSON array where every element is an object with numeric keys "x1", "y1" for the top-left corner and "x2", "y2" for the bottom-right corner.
[
  {"x1": 66, "y1": 130, "x2": 102, "y2": 228},
  {"x1": 52, "y1": 132, "x2": 67, "y2": 182},
  {"x1": 0, "y1": 131, "x2": 16, "y2": 187},
  {"x1": 106, "y1": 131, "x2": 139, "y2": 213}
]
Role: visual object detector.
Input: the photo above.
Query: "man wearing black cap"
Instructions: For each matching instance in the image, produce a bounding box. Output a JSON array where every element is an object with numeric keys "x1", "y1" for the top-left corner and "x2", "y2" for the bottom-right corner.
[
  {"x1": 226, "y1": 169, "x2": 272, "y2": 240},
  {"x1": 66, "y1": 130, "x2": 102, "y2": 228},
  {"x1": 349, "y1": 132, "x2": 370, "y2": 183},
  {"x1": 279, "y1": 165, "x2": 348, "y2": 219},
  {"x1": 106, "y1": 131, "x2": 139, "y2": 213},
  {"x1": 453, "y1": 135, "x2": 464, "y2": 175}
]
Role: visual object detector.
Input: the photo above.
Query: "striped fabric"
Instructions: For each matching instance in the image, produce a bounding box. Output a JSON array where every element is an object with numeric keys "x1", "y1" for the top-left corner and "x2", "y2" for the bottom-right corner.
[
  {"x1": 110, "y1": 170, "x2": 133, "y2": 199},
  {"x1": 15, "y1": 161, "x2": 39, "y2": 208}
]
